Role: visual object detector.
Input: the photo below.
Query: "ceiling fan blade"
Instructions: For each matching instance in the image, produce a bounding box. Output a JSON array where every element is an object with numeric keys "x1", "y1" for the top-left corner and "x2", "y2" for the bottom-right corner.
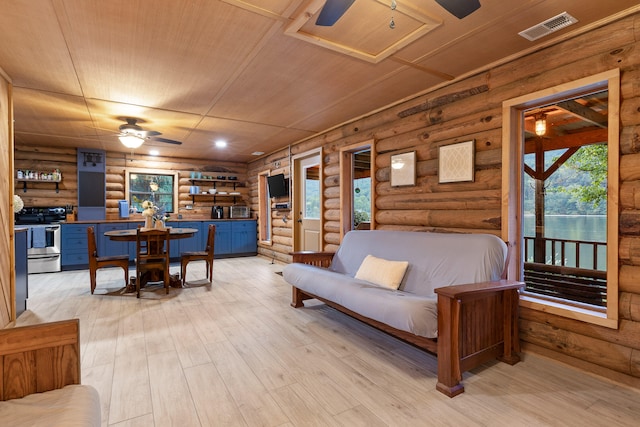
[
  {"x1": 435, "y1": 0, "x2": 481, "y2": 19},
  {"x1": 139, "y1": 130, "x2": 161, "y2": 138},
  {"x1": 316, "y1": 0, "x2": 355, "y2": 26},
  {"x1": 151, "y1": 136, "x2": 182, "y2": 145}
]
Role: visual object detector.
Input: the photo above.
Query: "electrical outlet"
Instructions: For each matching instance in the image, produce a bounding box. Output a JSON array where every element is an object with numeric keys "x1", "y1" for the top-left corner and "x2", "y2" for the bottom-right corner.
[{"x1": 274, "y1": 160, "x2": 281, "y2": 168}]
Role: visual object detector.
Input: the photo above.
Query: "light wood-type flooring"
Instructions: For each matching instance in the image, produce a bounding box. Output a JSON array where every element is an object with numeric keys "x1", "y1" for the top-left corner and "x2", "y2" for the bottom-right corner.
[{"x1": 14, "y1": 256, "x2": 640, "y2": 426}]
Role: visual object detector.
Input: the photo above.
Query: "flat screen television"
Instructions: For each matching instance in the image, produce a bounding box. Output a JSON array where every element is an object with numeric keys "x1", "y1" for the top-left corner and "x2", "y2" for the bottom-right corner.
[{"x1": 267, "y1": 173, "x2": 289, "y2": 198}]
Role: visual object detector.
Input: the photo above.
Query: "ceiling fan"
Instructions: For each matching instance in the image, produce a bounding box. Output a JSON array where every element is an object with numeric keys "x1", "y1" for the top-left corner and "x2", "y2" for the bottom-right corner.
[
  {"x1": 109, "y1": 117, "x2": 182, "y2": 149},
  {"x1": 315, "y1": 0, "x2": 481, "y2": 26}
]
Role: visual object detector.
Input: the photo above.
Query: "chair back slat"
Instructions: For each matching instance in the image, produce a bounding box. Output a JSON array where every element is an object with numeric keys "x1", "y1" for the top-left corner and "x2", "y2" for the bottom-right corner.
[{"x1": 136, "y1": 229, "x2": 170, "y2": 261}]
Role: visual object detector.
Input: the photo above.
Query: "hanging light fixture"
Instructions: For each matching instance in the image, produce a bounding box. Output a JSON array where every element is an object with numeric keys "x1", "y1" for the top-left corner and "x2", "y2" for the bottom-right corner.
[
  {"x1": 389, "y1": 0, "x2": 396, "y2": 29},
  {"x1": 534, "y1": 113, "x2": 547, "y2": 136},
  {"x1": 119, "y1": 134, "x2": 144, "y2": 149}
]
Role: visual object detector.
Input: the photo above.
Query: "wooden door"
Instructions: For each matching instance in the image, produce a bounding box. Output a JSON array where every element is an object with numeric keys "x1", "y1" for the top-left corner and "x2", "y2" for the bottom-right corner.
[{"x1": 294, "y1": 151, "x2": 321, "y2": 252}]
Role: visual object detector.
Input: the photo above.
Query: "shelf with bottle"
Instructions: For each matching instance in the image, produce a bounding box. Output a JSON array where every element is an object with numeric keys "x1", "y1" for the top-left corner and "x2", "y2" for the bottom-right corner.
[
  {"x1": 188, "y1": 178, "x2": 244, "y2": 204},
  {"x1": 16, "y1": 169, "x2": 63, "y2": 193}
]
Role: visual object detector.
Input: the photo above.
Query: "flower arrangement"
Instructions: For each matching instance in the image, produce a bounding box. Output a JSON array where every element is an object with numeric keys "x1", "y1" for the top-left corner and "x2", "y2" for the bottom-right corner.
[
  {"x1": 13, "y1": 194, "x2": 24, "y2": 213},
  {"x1": 141, "y1": 200, "x2": 157, "y2": 218},
  {"x1": 141, "y1": 200, "x2": 170, "y2": 228}
]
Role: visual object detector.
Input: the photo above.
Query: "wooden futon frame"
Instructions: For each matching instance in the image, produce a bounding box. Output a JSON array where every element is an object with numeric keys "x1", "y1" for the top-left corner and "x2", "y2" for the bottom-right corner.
[
  {"x1": 0, "y1": 319, "x2": 80, "y2": 401},
  {"x1": 290, "y1": 251, "x2": 524, "y2": 397}
]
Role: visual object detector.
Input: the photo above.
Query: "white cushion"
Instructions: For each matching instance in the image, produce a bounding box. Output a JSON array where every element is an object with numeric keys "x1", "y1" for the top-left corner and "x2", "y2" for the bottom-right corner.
[{"x1": 355, "y1": 255, "x2": 409, "y2": 289}]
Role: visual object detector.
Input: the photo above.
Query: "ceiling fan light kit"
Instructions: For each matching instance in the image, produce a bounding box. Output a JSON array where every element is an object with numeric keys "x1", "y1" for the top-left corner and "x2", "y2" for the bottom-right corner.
[
  {"x1": 119, "y1": 134, "x2": 144, "y2": 149},
  {"x1": 106, "y1": 117, "x2": 182, "y2": 149}
]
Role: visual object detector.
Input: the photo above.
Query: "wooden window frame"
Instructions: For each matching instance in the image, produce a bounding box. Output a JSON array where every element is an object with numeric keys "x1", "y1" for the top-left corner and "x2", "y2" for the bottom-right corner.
[
  {"x1": 339, "y1": 140, "x2": 376, "y2": 240},
  {"x1": 125, "y1": 167, "x2": 179, "y2": 214},
  {"x1": 501, "y1": 69, "x2": 620, "y2": 328}
]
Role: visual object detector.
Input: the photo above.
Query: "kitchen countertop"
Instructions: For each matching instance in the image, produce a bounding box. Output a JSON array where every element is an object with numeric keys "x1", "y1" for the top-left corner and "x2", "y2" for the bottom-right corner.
[{"x1": 62, "y1": 217, "x2": 255, "y2": 224}]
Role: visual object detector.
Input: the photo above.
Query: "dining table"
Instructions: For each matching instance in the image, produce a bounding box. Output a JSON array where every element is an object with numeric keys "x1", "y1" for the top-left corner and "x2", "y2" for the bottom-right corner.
[
  {"x1": 104, "y1": 227, "x2": 198, "y2": 290},
  {"x1": 104, "y1": 226, "x2": 198, "y2": 241}
]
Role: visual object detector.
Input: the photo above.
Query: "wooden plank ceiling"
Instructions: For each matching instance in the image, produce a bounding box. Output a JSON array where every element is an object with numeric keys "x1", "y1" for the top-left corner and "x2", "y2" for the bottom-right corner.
[{"x1": 0, "y1": 0, "x2": 637, "y2": 162}]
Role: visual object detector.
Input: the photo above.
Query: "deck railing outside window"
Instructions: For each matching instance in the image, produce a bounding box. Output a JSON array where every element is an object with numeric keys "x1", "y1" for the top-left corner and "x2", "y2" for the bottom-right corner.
[{"x1": 523, "y1": 237, "x2": 607, "y2": 307}]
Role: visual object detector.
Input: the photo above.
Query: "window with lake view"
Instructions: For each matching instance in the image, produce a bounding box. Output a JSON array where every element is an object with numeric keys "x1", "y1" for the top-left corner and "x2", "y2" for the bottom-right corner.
[{"x1": 503, "y1": 69, "x2": 619, "y2": 328}]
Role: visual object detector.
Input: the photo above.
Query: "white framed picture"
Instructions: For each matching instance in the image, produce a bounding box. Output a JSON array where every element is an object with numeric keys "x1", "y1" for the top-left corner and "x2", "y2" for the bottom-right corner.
[
  {"x1": 390, "y1": 151, "x2": 416, "y2": 187},
  {"x1": 439, "y1": 140, "x2": 475, "y2": 183}
]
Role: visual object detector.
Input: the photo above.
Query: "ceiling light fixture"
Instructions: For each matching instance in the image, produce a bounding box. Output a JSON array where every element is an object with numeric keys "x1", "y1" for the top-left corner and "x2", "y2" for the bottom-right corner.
[
  {"x1": 389, "y1": 0, "x2": 396, "y2": 29},
  {"x1": 119, "y1": 134, "x2": 144, "y2": 149},
  {"x1": 534, "y1": 113, "x2": 547, "y2": 136},
  {"x1": 215, "y1": 140, "x2": 227, "y2": 148}
]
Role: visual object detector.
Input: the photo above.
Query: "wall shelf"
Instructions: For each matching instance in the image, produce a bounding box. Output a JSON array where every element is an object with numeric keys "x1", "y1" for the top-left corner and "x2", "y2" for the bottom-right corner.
[
  {"x1": 189, "y1": 178, "x2": 244, "y2": 204},
  {"x1": 17, "y1": 178, "x2": 61, "y2": 193}
]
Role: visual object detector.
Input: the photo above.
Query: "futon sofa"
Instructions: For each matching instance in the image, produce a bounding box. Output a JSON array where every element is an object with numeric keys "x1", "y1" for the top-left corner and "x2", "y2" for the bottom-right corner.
[
  {"x1": 0, "y1": 319, "x2": 101, "y2": 426},
  {"x1": 283, "y1": 230, "x2": 524, "y2": 396}
]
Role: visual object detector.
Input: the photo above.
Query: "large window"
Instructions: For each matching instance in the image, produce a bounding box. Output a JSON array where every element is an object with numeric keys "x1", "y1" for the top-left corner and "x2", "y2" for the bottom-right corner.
[
  {"x1": 502, "y1": 69, "x2": 619, "y2": 328},
  {"x1": 125, "y1": 169, "x2": 178, "y2": 214}
]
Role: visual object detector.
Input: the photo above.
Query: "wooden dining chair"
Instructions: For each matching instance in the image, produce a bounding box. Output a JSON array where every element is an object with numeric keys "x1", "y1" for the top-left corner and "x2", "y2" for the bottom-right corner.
[
  {"x1": 135, "y1": 228, "x2": 171, "y2": 298},
  {"x1": 180, "y1": 224, "x2": 215, "y2": 287},
  {"x1": 87, "y1": 226, "x2": 129, "y2": 294}
]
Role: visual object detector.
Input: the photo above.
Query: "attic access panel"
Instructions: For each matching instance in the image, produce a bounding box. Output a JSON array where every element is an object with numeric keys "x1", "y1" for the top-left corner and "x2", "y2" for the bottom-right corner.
[{"x1": 285, "y1": 0, "x2": 442, "y2": 63}]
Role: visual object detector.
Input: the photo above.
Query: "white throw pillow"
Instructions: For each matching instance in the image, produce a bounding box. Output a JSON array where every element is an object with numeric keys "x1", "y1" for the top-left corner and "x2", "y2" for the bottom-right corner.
[{"x1": 355, "y1": 255, "x2": 409, "y2": 290}]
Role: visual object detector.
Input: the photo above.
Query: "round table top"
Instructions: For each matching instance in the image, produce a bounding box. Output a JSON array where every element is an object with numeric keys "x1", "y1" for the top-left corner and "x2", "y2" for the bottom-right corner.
[{"x1": 104, "y1": 227, "x2": 198, "y2": 241}]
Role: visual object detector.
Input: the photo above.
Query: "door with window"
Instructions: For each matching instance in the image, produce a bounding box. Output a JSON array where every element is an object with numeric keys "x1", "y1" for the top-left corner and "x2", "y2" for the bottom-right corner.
[{"x1": 293, "y1": 151, "x2": 321, "y2": 251}]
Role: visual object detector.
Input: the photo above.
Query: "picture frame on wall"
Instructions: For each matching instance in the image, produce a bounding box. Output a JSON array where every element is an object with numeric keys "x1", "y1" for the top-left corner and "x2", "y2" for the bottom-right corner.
[
  {"x1": 390, "y1": 151, "x2": 416, "y2": 187},
  {"x1": 439, "y1": 140, "x2": 475, "y2": 183}
]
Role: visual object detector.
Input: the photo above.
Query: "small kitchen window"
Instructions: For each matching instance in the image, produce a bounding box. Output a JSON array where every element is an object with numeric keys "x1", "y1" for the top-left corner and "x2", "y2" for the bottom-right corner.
[{"x1": 125, "y1": 168, "x2": 179, "y2": 214}]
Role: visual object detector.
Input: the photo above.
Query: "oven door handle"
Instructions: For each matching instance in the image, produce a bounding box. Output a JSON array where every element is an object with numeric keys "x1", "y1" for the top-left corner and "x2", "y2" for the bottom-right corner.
[{"x1": 28, "y1": 254, "x2": 61, "y2": 260}]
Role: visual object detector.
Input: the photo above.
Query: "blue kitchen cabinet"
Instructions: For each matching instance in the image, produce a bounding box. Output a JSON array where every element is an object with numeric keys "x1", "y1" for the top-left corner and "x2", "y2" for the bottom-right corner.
[
  {"x1": 231, "y1": 221, "x2": 257, "y2": 254},
  {"x1": 97, "y1": 223, "x2": 129, "y2": 258},
  {"x1": 175, "y1": 222, "x2": 201, "y2": 254},
  {"x1": 203, "y1": 221, "x2": 231, "y2": 256},
  {"x1": 15, "y1": 228, "x2": 28, "y2": 317},
  {"x1": 61, "y1": 223, "x2": 96, "y2": 268}
]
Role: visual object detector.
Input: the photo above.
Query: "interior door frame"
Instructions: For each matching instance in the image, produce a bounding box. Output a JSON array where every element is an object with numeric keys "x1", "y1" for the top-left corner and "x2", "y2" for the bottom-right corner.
[
  {"x1": 339, "y1": 139, "x2": 376, "y2": 240},
  {"x1": 292, "y1": 148, "x2": 323, "y2": 252}
]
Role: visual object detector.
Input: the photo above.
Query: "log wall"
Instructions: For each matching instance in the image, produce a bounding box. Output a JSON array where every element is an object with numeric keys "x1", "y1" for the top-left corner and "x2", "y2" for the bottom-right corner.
[
  {"x1": 13, "y1": 148, "x2": 249, "y2": 220},
  {"x1": 0, "y1": 69, "x2": 12, "y2": 327},
  {"x1": 247, "y1": 13, "x2": 640, "y2": 381}
]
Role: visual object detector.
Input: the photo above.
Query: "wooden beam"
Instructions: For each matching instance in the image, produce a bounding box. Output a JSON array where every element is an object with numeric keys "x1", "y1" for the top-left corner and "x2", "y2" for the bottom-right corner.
[
  {"x1": 543, "y1": 146, "x2": 580, "y2": 181},
  {"x1": 398, "y1": 85, "x2": 489, "y2": 118},
  {"x1": 556, "y1": 100, "x2": 608, "y2": 128},
  {"x1": 524, "y1": 127, "x2": 608, "y2": 154}
]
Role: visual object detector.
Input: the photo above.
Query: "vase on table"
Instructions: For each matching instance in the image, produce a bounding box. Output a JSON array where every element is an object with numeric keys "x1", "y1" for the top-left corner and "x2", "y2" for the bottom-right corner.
[
  {"x1": 144, "y1": 216, "x2": 153, "y2": 229},
  {"x1": 155, "y1": 219, "x2": 165, "y2": 229}
]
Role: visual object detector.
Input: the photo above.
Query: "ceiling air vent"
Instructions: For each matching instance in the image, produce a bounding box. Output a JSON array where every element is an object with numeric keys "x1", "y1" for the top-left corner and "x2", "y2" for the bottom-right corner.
[{"x1": 518, "y1": 12, "x2": 578, "y2": 41}]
